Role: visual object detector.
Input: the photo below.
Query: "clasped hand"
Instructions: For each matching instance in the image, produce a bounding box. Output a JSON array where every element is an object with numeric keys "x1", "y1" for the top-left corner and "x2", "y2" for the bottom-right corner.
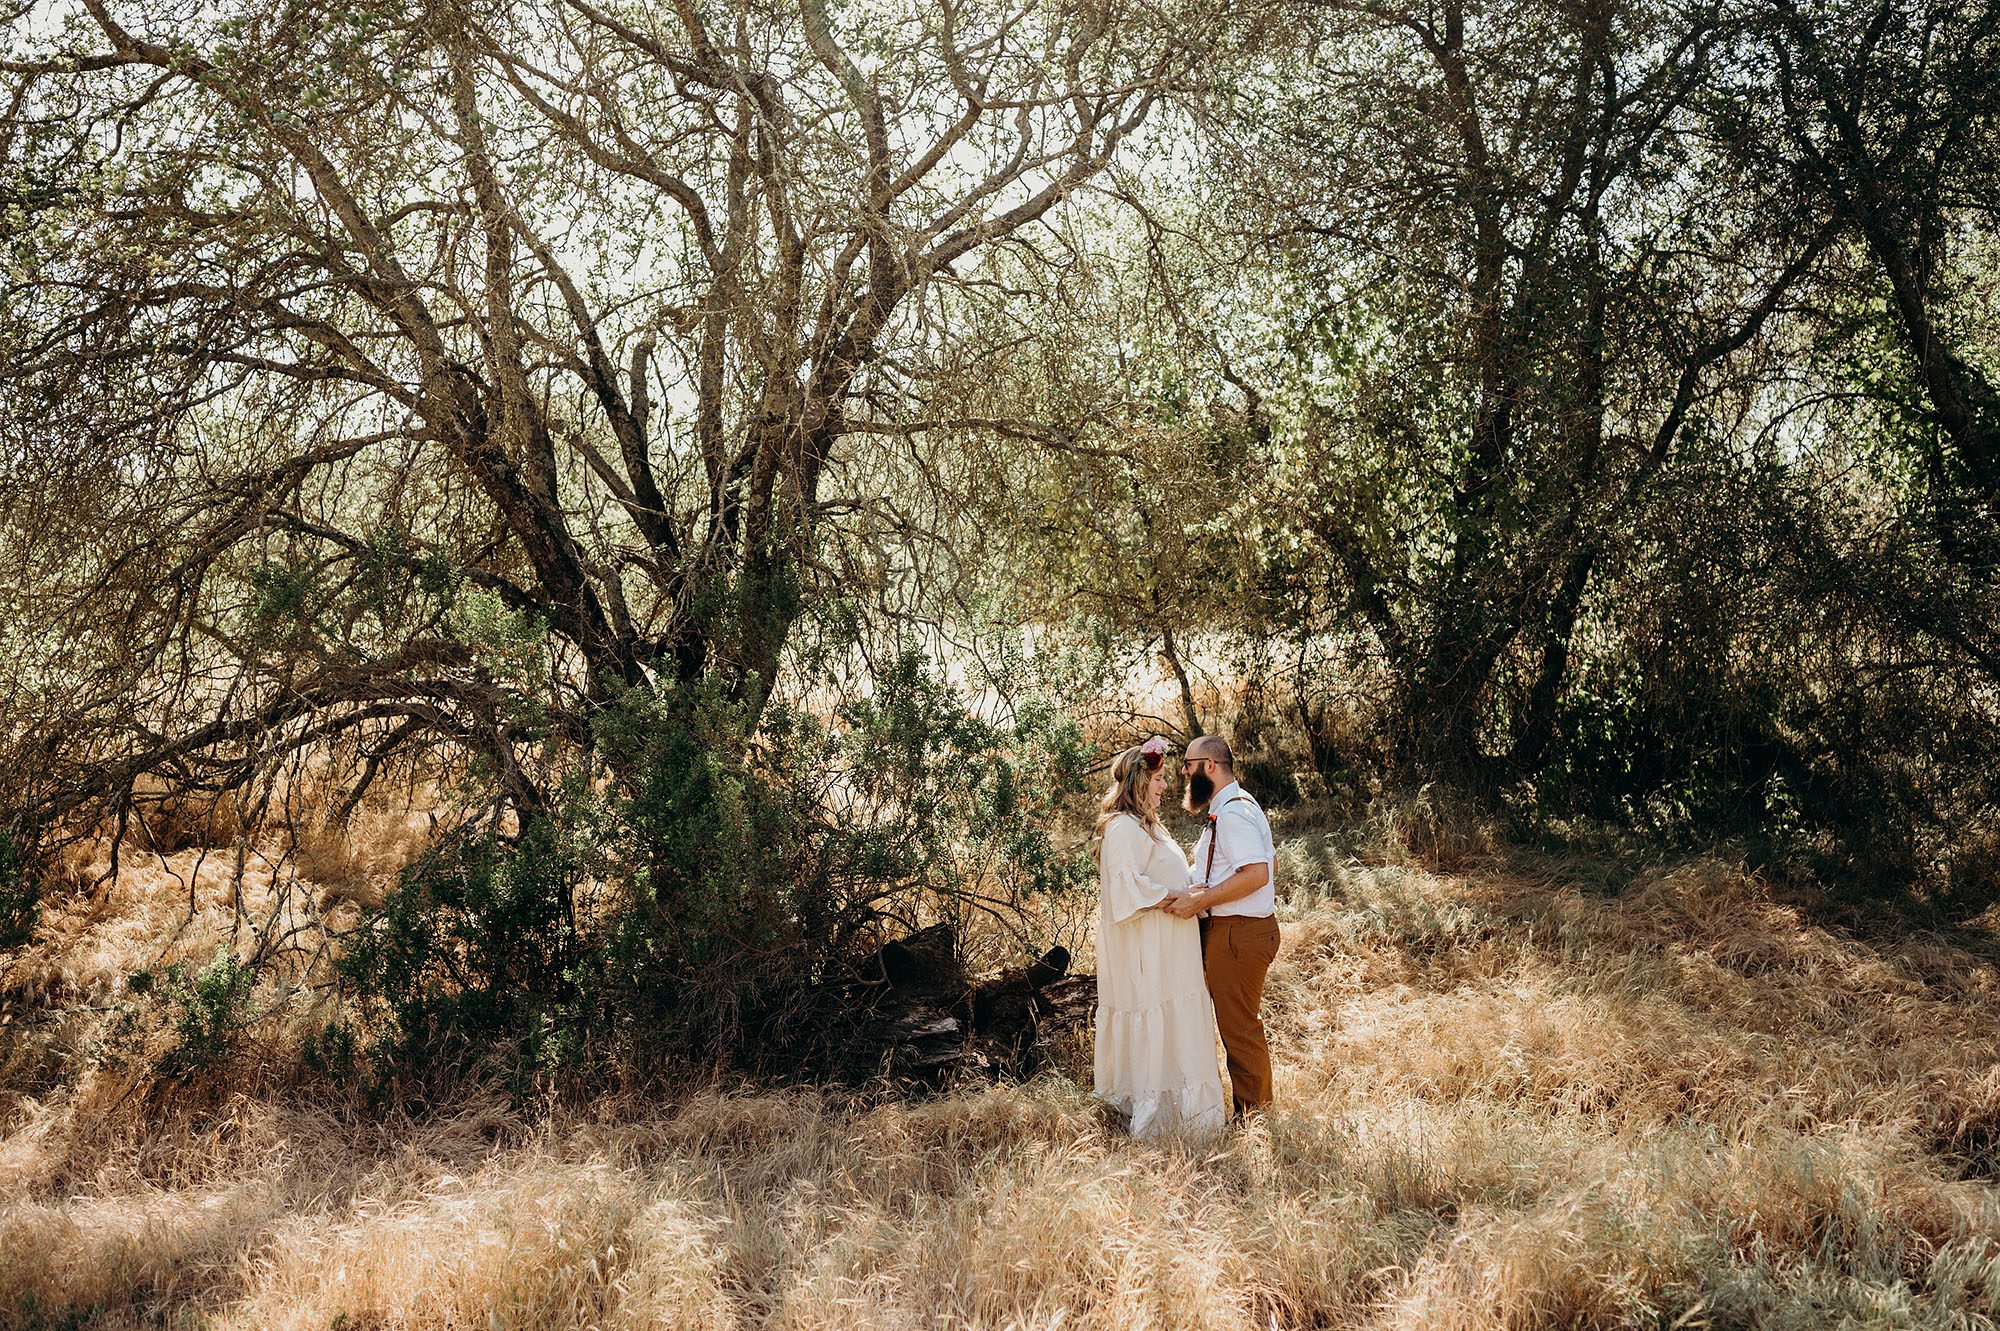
[{"x1": 1158, "y1": 889, "x2": 1205, "y2": 919}]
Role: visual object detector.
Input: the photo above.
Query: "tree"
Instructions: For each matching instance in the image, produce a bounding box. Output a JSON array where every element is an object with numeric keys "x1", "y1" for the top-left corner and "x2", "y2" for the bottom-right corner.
[
  {"x1": 1758, "y1": 0, "x2": 2000, "y2": 507},
  {"x1": 1199, "y1": 0, "x2": 1835, "y2": 784},
  {"x1": 0, "y1": 0, "x2": 1211, "y2": 842}
]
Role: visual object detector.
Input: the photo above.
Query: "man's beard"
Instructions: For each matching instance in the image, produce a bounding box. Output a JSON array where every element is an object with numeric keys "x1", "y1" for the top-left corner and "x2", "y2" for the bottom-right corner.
[{"x1": 1184, "y1": 769, "x2": 1214, "y2": 812}]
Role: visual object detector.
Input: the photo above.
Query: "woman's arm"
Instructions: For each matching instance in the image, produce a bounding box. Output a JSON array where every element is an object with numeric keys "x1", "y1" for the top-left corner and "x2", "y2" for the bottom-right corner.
[{"x1": 1099, "y1": 818, "x2": 1178, "y2": 923}]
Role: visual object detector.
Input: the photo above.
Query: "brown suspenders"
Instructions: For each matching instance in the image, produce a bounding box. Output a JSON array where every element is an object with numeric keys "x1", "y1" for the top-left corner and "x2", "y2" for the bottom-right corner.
[{"x1": 1202, "y1": 794, "x2": 1256, "y2": 886}]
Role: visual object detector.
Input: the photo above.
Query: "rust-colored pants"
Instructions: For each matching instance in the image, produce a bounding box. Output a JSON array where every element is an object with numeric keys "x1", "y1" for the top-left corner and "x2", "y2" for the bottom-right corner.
[{"x1": 1200, "y1": 914, "x2": 1281, "y2": 1115}]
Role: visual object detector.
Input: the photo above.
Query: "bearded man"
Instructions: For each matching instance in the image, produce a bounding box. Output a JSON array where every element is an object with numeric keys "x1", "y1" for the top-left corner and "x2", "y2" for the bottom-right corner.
[{"x1": 1163, "y1": 735, "x2": 1280, "y2": 1117}]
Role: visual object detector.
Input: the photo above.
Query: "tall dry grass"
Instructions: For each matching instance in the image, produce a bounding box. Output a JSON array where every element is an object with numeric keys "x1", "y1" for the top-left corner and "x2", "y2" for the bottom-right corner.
[{"x1": 8, "y1": 814, "x2": 2000, "y2": 1328}]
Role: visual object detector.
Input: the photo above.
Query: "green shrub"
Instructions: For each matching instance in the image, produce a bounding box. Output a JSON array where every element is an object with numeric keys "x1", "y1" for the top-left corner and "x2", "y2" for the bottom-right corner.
[
  {"x1": 337, "y1": 814, "x2": 592, "y2": 1086},
  {"x1": 0, "y1": 831, "x2": 35, "y2": 949},
  {"x1": 333, "y1": 648, "x2": 1093, "y2": 1090},
  {"x1": 158, "y1": 945, "x2": 257, "y2": 1078}
]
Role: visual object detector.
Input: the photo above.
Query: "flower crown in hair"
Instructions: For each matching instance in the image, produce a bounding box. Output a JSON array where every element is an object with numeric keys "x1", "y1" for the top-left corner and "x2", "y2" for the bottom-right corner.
[{"x1": 1136, "y1": 735, "x2": 1168, "y2": 772}]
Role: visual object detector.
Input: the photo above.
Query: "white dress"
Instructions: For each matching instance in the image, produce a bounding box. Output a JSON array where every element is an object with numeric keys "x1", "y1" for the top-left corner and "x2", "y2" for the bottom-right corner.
[{"x1": 1093, "y1": 813, "x2": 1228, "y2": 1137}]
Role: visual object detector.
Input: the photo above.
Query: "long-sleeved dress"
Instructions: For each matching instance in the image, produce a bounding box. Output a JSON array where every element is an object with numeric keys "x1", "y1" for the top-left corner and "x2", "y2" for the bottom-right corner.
[{"x1": 1093, "y1": 813, "x2": 1228, "y2": 1137}]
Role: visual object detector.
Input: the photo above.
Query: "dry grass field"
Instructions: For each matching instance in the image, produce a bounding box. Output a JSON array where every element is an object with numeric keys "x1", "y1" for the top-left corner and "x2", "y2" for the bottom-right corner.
[{"x1": 7, "y1": 808, "x2": 2000, "y2": 1329}]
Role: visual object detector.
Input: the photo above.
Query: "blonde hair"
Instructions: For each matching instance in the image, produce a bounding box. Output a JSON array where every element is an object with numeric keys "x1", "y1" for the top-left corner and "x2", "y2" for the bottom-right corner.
[{"x1": 1094, "y1": 744, "x2": 1167, "y2": 859}]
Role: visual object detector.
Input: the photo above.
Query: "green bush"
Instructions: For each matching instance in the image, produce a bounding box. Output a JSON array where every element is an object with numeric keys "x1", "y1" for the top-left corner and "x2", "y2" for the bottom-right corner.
[
  {"x1": 333, "y1": 649, "x2": 1093, "y2": 1090},
  {"x1": 337, "y1": 814, "x2": 593, "y2": 1087},
  {"x1": 157, "y1": 946, "x2": 258, "y2": 1078},
  {"x1": 0, "y1": 832, "x2": 35, "y2": 949}
]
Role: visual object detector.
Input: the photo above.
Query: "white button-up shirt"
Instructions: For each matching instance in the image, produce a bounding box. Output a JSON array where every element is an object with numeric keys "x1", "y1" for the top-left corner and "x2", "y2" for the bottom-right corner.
[{"x1": 1189, "y1": 780, "x2": 1276, "y2": 918}]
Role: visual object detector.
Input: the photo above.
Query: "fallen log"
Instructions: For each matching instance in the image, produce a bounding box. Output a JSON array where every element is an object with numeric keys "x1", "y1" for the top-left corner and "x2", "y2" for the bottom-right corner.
[{"x1": 840, "y1": 924, "x2": 1095, "y2": 1084}]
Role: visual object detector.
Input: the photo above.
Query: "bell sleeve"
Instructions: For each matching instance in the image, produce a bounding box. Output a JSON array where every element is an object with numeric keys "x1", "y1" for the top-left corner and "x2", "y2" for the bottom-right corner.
[{"x1": 1099, "y1": 816, "x2": 1175, "y2": 924}]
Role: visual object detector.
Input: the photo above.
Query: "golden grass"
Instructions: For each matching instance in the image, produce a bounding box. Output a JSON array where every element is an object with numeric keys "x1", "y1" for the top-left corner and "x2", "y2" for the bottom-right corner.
[{"x1": 8, "y1": 823, "x2": 2000, "y2": 1329}]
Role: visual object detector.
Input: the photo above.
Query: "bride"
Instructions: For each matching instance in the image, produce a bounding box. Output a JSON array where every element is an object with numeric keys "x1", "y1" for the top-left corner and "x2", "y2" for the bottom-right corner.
[{"x1": 1093, "y1": 737, "x2": 1228, "y2": 1137}]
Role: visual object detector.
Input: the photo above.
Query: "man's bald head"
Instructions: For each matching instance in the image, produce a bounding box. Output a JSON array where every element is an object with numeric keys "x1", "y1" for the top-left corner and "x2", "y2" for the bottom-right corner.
[{"x1": 1185, "y1": 735, "x2": 1234, "y2": 768}]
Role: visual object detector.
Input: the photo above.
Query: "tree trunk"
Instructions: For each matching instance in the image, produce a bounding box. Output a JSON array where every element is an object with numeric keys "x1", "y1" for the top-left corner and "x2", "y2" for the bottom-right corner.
[{"x1": 1160, "y1": 625, "x2": 1204, "y2": 738}]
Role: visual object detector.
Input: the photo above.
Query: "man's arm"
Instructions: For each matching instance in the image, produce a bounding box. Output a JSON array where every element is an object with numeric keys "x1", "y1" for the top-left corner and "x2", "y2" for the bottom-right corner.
[
  {"x1": 1163, "y1": 861, "x2": 1268, "y2": 916},
  {"x1": 1202, "y1": 860, "x2": 1271, "y2": 907}
]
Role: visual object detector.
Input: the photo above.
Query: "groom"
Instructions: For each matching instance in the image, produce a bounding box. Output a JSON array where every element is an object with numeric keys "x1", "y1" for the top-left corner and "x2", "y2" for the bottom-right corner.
[{"x1": 1165, "y1": 736, "x2": 1280, "y2": 1118}]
